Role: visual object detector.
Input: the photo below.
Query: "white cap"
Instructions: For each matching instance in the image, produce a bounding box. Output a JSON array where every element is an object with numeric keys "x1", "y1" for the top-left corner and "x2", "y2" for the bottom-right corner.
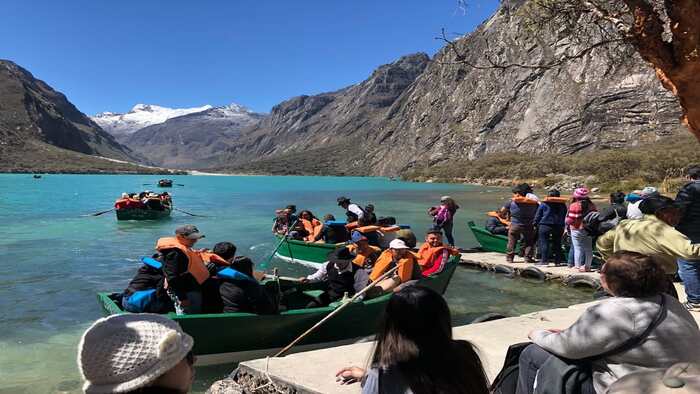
[
  {"x1": 78, "y1": 313, "x2": 194, "y2": 393},
  {"x1": 389, "y1": 239, "x2": 410, "y2": 249},
  {"x1": 440, "y1": 195, "x2": 451, "y2": 201},
  {"x1": 121, "y1": 193, "x2": 129, "y2": 198}
]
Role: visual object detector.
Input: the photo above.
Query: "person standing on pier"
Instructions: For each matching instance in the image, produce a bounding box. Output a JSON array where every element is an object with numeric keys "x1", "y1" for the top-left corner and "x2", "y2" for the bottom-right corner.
[
  {"x1": 503, "y1": 185, "x2": 539, "y2": 264},
  {"x1": 566, "y1": 187, "x2": 597, "y2": 272},
  {"x1": 534, "y1": 190, "x2": 567, "y2": 266},
  {"x1": 429, "y1": 196, "x2": 459, "y2": 247},
  {"x1": 675, "y1": 165, "x2": 700, "y2": 312}
]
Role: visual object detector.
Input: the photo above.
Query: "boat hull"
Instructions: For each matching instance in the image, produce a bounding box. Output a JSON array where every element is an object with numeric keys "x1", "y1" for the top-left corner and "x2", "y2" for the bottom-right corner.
[
  {"x1": 273, "y1": 235, "x2": 341, "y2": 266},
  {"x1": 97, "y1": 257, "x2": 459, "y2": 363},
  {"x1": 468, "y1": 220, "x2": 514, "y2": 253},
  {"x1": 116, "y1": 208, "x2": 172, "y2": 221}
]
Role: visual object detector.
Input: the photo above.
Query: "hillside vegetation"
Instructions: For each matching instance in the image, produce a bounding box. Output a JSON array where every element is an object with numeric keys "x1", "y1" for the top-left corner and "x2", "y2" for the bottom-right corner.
[{"x1": 404, "y1": 135, "x2": 700, "y2": 192}]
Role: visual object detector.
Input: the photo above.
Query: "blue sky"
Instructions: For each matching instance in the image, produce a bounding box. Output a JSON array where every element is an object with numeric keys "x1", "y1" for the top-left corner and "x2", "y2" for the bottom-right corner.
[{"x1": 1, "y1": 1, "x2": 499, "y2": 115}]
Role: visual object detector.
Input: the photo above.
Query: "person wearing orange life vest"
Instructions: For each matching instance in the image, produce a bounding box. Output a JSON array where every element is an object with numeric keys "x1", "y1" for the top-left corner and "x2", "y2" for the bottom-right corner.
[
  {"x1": 114, "y1": 193, "x2": 130, "y2": 209},
  {"x1": 156, "y1": 225, "x2": 227, "y2": 315},
  {"x1": 347, "y1": 216, "x2": 400, "y2": 247},
  {"x1": 367, "y1": 239, "x2": 421, "y2": 296},
  {"x1": 347, "y1": 231, "x2": 382, "y2": 292},
  {"x1": 485, "y1": 207, "x2": 510, "y2": 235},
  {"x1": 417, "y1": 226, "x2": 460, "y2": 277},
  {"x1": 503, "y1": 184, "x2": 539, "y2": 264},
  {"x1": 299, "y1": 210, "x2": 324, "y2": 242}
]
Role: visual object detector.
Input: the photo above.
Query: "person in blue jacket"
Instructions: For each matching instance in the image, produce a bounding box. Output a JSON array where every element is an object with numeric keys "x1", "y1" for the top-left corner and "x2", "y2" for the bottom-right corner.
[{"x1": 534, "y1": 190, "x2": 568, "y2": 266}]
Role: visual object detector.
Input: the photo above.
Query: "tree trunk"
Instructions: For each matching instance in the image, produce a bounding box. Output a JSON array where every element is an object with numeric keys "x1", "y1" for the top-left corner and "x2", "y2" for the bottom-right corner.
[{"x1": 625, "y1": 0, "x2": 700, "y2": 141}]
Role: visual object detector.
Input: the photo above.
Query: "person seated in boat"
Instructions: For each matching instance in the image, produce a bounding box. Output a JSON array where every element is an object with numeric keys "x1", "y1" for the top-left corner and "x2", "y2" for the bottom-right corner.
[
  {"x1": 160, "y1": 191, "x2": 172, "y2": 206},
  {"x1": 367, "y1": 239, "x2": 422, "y2": 296},
  {"x1": 213, "y1": 242, "x2": 276, "y2": 314},
  {"x1": 156, "y1": 225, "x2": 225, "y2": 315},
  {"x1": 142, "y1": 192, "x2": 164, "y2": 210},
  {"x1": 114, "y1": 193, "x2": 131, "y2": 210},
  {"x1": 78, "y1": 314, "x2": 195, "y2": 394},
  {"x1": 347, "y1": 216, "x2": 401, "y2": 247},
  {"x1": 299, "y1": 210, "x2": 323, "y2": 242},
  {"x1": 335, "y1": 286, "x2": 489, "y2": 393},
  {"x1": 120, "y1": 254, "x2": 173, "y2": 314},
  {"x1": 272, "y1": 209, "x2": 291, "y2": 235},
  {"x1": 317, "y1": 214, "x2": 350, "y2": 243},
  {"x1": 337, "y1": 196, "x2": 366, "y2": 223},
  {"x1": 514, "y1": 251, "x2": 700, "y2": 394},
  {"x1": 347, "y1": 231, "x2": 382, "y2": 291},
  {"x1": 417, "y1": 226, "x2": 460, "y2": 277},
  {"x1": 300, "y1": 247, "x2": 357, "y2": 308},
  {"x1": 485, "y1": 207, "x2": 510, "y2": 235}
]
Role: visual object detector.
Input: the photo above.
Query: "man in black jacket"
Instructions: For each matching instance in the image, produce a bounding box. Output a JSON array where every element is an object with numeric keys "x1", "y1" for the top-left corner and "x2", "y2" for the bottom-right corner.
[
  {"x1": 214, "y1": 242, "x2": 276, "y2": 314},
  {"x1": 676, "y1": 165, "x2": 700, "y2": 311}
]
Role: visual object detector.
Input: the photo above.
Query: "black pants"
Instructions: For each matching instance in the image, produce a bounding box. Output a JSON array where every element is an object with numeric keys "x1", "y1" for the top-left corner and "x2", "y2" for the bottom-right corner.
[{"x1": 516, "y1": 344, "x2": 595, "y2": 394}]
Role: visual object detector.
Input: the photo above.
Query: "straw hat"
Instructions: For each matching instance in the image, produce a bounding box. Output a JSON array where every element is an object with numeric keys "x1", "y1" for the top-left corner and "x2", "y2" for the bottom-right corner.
[{"x1": 77, "y1": 313, "x2": 193, "y2": 393}]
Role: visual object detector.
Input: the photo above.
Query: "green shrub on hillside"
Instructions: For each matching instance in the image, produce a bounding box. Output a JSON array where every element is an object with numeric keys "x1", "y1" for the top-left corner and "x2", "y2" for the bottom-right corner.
[{"x1": 404, "y1": 136, "x2": 700, "y2": 190}]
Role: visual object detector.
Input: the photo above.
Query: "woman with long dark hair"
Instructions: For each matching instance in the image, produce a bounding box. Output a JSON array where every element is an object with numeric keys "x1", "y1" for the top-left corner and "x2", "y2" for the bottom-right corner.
[{"x1": 336, "y1": 286, "x2": 489, "y2": 394}]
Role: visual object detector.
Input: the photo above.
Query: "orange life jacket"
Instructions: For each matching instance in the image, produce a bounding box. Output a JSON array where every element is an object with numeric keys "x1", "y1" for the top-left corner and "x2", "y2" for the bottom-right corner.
[
  {"x1": 155, "y1": 237, "x2": 210, "y2": 285},
  {"x1": 416, "y1": 243, "x2": 458, "y2": 276},
  {"x1": 543, "y1": 197, "x2": 568, "y2": 204},
  {"x1": 369, "y1": 250, "x2": 418, "y2": 283},
  {"x1": 355, "y1": 225, "x2": 400, "y2": 234},
  {"x1": 114, "y1": 198, "x2": 129, "y2": 209},
  {"x1": 301, "y1": 218, "x2": 323, "y2": 241},
  {"x1": 512, "y1": 195, "x2": 539, "y2": 205},
  {"x1": 347, "y1": 244, "x2": 382, "y2": 267},
  {"x1": 487, "y1": 211, "x2": 511, "y2": 226}
]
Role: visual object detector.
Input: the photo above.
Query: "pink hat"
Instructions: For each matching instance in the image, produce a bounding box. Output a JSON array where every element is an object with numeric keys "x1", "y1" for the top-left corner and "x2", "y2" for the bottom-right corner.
[{"x1": 573, "y1": 187, "x2": 589, "y2": 199}]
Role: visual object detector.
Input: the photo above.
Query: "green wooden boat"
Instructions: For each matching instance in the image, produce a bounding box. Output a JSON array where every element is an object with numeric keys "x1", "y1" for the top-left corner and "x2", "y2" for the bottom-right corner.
[
  {"x1": 116, "y1": 207, "x2": 172, "y2": 221},
  {"x1": 468, "y1": 220, "x2": 514, "y2": 253},
  {"x1": 96, "y1": 256, "x2": 459, "y2": 365},
  {"x1": 273, "y1": 234, "x2": 342, "y2": 267}
]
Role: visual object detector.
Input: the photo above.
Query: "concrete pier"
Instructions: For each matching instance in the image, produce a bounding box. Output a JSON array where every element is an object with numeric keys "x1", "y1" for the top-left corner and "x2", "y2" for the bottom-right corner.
[
  {"x1": 207, "y1": 253, "x2": 698, "y2": 394},
  {"x1": 460, "y1": 251, "x2": 601, "y2": 287}
]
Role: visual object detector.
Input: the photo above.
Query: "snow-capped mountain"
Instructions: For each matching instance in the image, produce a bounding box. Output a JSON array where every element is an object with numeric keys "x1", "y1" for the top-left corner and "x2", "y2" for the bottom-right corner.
[
  {"x1": 120, "y1": 103, "x2": 265, "y2": 168},
  {"x1": 92, "y1": 103, "x2": 213, "y2": 139}
]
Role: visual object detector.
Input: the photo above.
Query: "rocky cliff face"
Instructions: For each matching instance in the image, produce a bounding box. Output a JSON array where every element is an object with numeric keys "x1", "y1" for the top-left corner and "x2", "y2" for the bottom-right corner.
[
  {"x1": 218, "y1": 0, "x2": 682, "y2": 176},
  {"x1": 213, "y1": 53, "x2": 431, "y2": 172},
  {"x1": 0, "y1": 60, "x2": 136, "y2": 169},
  {"x1": 123, "y1": 104, "x2": 264, "y2": 168}
]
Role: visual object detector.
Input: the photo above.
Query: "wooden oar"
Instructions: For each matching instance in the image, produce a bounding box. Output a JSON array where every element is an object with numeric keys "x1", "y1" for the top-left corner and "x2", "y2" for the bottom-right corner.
[
  {"x1": 260, "y1": 220, "x2": 299, "y2": 269},
  {"x1": 84, "y1": 208, "x2": 114, "y2": 217},
  {"x1": 274, "y1": 265, "x2": 399, "y2": 358},
  {"x1": 173, "y1": 207, "x2": 208, "y2": 217}
]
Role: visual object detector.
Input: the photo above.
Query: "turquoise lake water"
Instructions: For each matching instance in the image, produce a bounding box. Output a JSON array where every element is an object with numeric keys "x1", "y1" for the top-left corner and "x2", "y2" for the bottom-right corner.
[{"x1": 0, "y1": 174, "x2": 591, "y2": 393}]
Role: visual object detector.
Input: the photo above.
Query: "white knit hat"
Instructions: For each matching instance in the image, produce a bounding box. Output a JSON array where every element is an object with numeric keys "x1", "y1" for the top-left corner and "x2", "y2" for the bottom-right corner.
[{"x1": 77, "y1": 313, "x2": 194, "y2": 393}]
